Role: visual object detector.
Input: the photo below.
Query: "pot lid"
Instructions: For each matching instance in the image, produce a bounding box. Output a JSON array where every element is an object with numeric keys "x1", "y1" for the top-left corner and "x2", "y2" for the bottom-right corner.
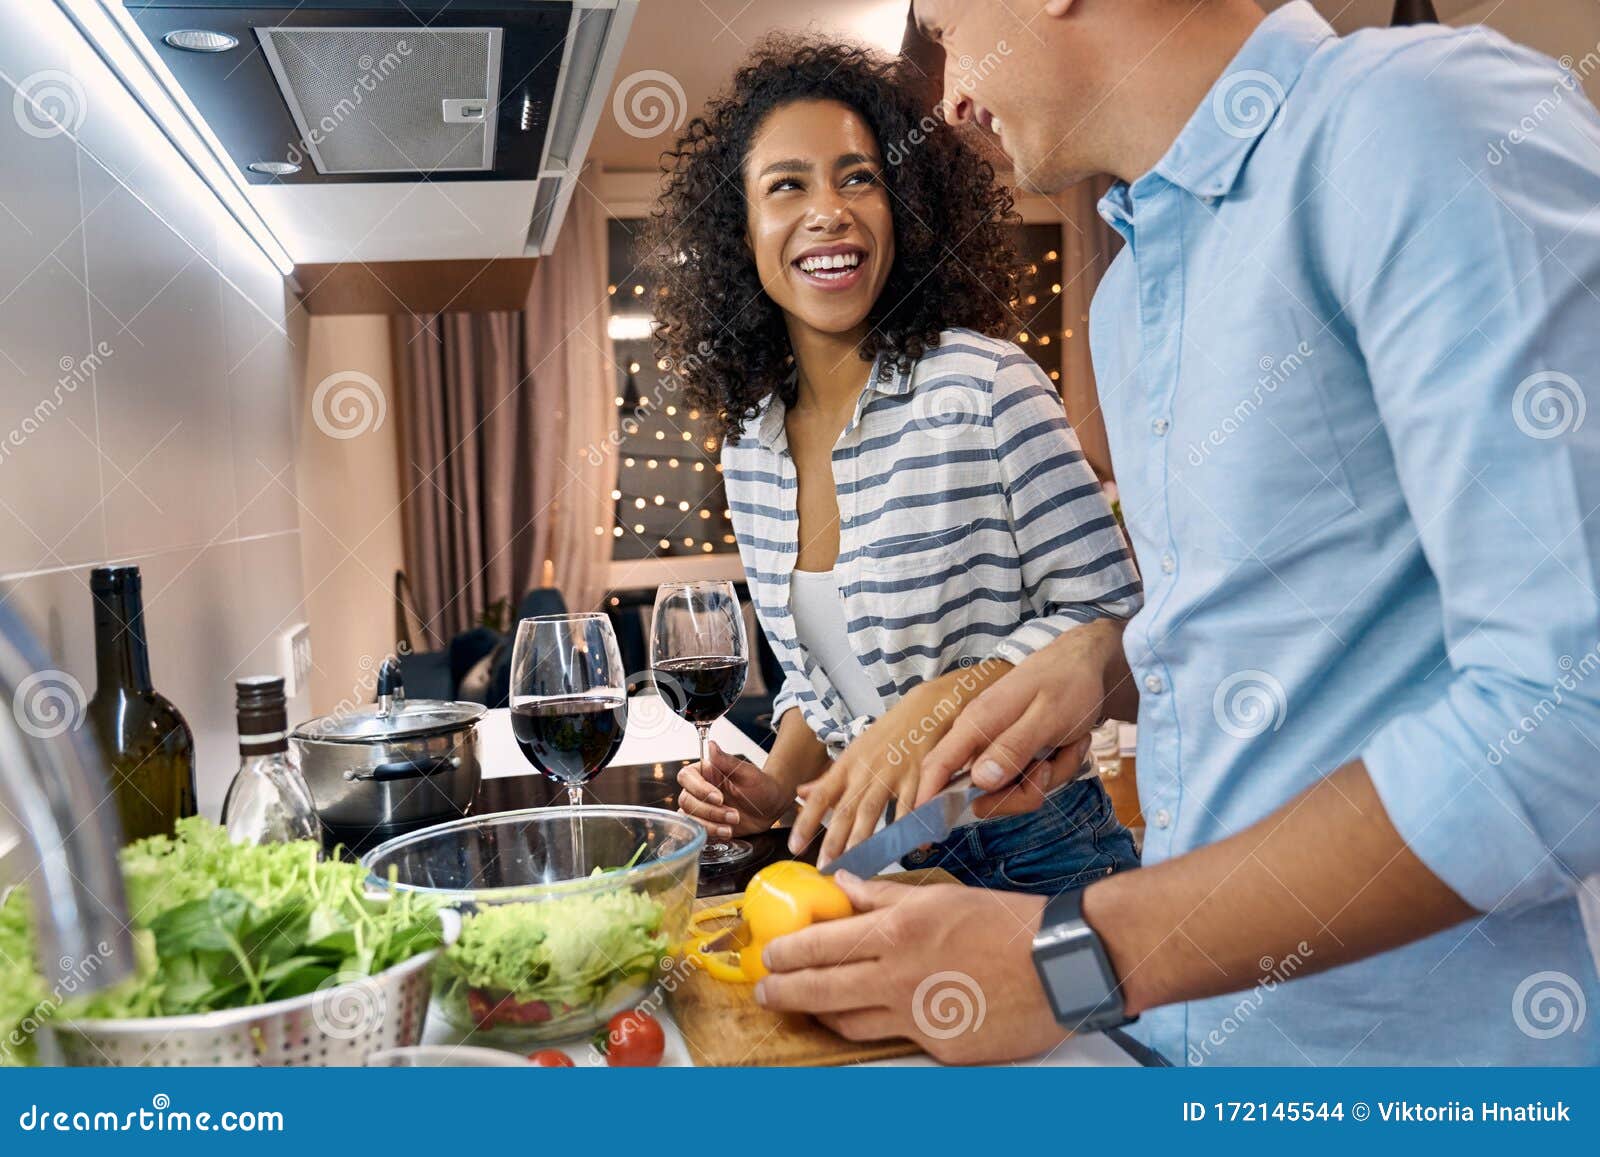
[{"x1": 291, "y1": 658, "x2": 485, "y2": 743}]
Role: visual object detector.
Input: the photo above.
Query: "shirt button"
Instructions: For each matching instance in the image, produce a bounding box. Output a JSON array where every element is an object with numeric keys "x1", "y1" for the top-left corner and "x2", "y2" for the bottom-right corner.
[
  {"x1": 1160, "y1": 554, "x2": 1175, "y2": 574},
  {"x1": 1144, "y1": 673, "x2": 1165, "y2": 694},
  {"x1": 1153, "y1": 808, "x2": 1171, "y2": 829},
  {"x1": 1151, "y1": 418, "x2": 1169, "y2": 436}
]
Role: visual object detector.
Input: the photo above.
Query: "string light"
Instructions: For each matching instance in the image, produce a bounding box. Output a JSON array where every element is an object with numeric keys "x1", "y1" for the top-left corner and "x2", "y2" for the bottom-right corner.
[
  {"x1": 613, "y1": 527, "x2": 623, "y2": 537},
  {"x1": 1026, "y1": 294, "x2": 1037, "y2": 305},
  {"x1": 666, "y1": 405, "x2": 677, "y2": 416},
  {"x1": 593, "y1": 525, "x2": 604, "y2": 535},
  {"x1": 677, "y1": 500, "x2": 690, "y2": 512},
  {"x1": 659, "y1": 538, "x2": 670, "y2": 549},
  {"x1": 669, "y1": 457, "x2": 679, "y2": 468},
  {"x1": 629, "y1": 361, "x2": 641, "y2": 373},
  {"x1": 654, "y1": 495, "x2": 665, "y2": 505},
  {"x1": 634, "y1": 498, "x2": 646, "y2": 509},
  {"x1": 625, "y1": 457, "x2": 635, "y2": 467},
  {"x1": 634, "y1": 523, "x2": 645, "y2": 533},
  {"x1": 701, "y1": 543, "x2": 714, "y2": 553},
  {"x1": 689, "y1": 409, "x2": 701, "y2": 420},
  {"x1": 682, "y1": 431, "x2": 693, "y2": 442},
  {"x1": 1049, "y1": 370, "x2": 1061, "y2": 382},
  {"x1": 633, "y1": 284, "x2": 645, "y2": 296},
  {"x1": 682, "y1": 537, "x2": 694, "y2": 548},
  {"x1": 1051, "y1": 283, "x2": 1062, "y2": 294},
  {"x1": 1018, "y1": 333, "x2": 1030, "y2": 343},
  {"x1": 607, "y1": 284, "x2": 617, "y2": 295},
  {"x1": 656, "y1": 430, "x2": 666, "y2": 440},
  {"x1": 647, "y1": 459, "x2": 658, "y2": 468},
  {"x1": 693, "y1": 462, "x2": 705, "y2": 472},
  {"x1": 610, "y1": 489, "x2": 621, "y2": 500},
  {"x1": 723, "y1": 534, "x2": 736, "y2": 545},
  {"x1": 699, "y1": 509, "x2": 711, "y2": 520},
  {"x1": 1038, "y1": 335, "x2": 1051, "y2": 346},
  {"x1": 1064, "y1": 328, "x2": 1074, "y2": 338},
  {"x1": 1045, "y1": 250, "x2": 1059, "y2": 261},
  {"x1": 614, "y1": 395, "x2": 624, "y2": 406}
]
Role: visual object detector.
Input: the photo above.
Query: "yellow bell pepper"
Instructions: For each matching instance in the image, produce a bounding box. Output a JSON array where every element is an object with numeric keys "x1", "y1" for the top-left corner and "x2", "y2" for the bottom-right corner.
[{"x1": 688, "y1": 861, "x2": 853, "y2": 984}]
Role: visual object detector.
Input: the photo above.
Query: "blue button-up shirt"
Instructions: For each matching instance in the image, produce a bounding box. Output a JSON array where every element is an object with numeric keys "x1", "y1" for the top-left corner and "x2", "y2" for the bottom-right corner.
[{"x1": 1093, "y1": 2, "x2": 1600, "y2": 1064}]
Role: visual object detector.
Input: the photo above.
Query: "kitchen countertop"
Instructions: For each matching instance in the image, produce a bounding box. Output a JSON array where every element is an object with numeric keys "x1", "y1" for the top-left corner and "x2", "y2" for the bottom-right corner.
[{"x1": 420, "y1": 699, "x2": 1140, "y2": 1068}]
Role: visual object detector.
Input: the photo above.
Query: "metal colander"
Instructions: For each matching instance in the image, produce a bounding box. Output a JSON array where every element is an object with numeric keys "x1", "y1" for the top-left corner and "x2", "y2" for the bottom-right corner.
[{"x1": 52, "y1": 914, "x2": 457, "y2": 1067}]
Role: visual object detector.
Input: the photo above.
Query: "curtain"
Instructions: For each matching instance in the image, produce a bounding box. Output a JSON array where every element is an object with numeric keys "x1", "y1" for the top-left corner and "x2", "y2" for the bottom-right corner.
[{"x1": 392, "y1": 168, "x2": 619, "y2": 639}]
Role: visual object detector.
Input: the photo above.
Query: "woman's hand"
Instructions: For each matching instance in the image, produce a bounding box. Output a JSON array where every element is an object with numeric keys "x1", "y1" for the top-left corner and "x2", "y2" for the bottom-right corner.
[
  {"x1": 788, "y1": 660, "x2": 1011, "y2": 866},
  {"x1": 677, "y1": 741, "x2": 793, "y2": 839}
]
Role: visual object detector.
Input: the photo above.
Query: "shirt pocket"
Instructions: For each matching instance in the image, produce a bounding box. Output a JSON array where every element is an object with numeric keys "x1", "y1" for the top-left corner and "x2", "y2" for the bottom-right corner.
[{"x1": 1170, "y1": 341, "x2": 1360, "y2": 563}]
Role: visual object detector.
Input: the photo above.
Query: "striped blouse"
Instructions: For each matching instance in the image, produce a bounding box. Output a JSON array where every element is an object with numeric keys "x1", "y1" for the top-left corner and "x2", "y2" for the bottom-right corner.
[{"x1": 723, "y1": 329, "x2": 1143, "y2": 755}]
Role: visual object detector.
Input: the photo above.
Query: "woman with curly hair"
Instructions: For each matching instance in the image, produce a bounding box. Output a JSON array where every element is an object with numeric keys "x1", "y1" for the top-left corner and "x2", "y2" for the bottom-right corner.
[{"x1": 650, "y1": 37, "x2": 1142, "y2": 892}]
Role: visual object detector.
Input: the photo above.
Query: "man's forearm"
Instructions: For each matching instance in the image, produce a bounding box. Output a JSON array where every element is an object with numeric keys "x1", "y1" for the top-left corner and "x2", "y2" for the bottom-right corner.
[{"x1": 1081, "y1": 760, "x2": 1476, "y2": 1016}]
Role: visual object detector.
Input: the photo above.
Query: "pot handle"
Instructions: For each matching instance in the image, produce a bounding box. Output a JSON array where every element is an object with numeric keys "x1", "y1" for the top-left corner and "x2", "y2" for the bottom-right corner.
[{"x1": 350, "y1": 755, "x2": 461, "y2": 782}]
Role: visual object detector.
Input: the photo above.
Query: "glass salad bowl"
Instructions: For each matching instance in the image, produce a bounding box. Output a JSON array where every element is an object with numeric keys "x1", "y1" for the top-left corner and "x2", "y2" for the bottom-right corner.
[{"x1": 362, "y1": 806, "x2": 703, "y2": 1046}]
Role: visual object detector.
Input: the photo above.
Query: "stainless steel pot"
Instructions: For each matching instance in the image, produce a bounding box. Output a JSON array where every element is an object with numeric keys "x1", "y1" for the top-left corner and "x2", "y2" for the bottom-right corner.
[{"x1": 290, "y1": 659, "x2": 484, "y2": 832}]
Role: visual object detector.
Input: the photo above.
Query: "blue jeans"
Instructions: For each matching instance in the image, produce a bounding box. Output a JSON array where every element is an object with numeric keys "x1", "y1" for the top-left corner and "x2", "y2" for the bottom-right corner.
[{"x1": 901, "y1": 777, "x2": 1139, "y2": 895}]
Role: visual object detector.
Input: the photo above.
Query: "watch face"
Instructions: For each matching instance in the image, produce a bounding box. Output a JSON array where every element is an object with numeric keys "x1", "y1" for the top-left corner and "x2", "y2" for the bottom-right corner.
[{"x1": 1040, "y1": 943, "x2": 1112, "y2": 1019}]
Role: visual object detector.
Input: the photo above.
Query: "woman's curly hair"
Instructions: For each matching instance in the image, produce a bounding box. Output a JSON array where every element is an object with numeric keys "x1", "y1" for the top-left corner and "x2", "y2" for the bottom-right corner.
[{"x1": 643, "y1": 36, "x2": 1027, "y2": 440}]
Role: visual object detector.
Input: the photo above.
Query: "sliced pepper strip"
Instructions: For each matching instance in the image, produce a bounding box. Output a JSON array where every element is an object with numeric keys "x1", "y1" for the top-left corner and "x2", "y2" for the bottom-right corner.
[{"x1": 688, "y1": 931, "x2": 751, "y2": 983}]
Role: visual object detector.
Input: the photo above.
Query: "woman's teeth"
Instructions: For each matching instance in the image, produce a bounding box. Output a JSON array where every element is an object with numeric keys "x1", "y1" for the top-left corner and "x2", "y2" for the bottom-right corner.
[{"x1": 797, "y1": 252, "x2": 863, "y2": 279}]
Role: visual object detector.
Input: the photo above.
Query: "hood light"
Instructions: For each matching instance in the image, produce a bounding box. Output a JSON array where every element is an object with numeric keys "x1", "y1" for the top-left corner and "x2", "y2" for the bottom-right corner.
[{"x1": 162, "y1": 30, "x2": 239, "y2": 53}]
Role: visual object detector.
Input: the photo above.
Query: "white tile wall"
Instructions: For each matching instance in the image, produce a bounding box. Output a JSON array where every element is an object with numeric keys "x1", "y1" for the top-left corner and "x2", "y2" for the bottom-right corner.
[{"x1": 0, "y1": 4, "x2": 310, "y2": 818}]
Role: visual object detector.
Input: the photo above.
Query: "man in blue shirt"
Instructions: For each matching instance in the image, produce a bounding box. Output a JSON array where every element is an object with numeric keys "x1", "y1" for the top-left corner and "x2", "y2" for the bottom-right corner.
[{"x1": 757, "y1": 0, "x2": 1600, "y2": 1064}]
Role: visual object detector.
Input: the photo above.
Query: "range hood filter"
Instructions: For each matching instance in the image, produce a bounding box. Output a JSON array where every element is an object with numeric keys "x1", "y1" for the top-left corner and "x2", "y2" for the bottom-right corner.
[{"x1": 258, "y1": 26, "x2": 502, "y2": 175}]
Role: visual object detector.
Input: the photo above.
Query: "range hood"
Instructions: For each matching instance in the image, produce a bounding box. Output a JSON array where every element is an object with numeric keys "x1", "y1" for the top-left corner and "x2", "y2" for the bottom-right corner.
[{"x1": 84, "y1": 1, "x2": 638, "y2": 261}]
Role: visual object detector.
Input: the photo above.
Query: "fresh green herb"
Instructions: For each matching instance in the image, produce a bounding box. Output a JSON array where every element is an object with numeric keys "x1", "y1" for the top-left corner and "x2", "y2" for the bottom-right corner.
[
  {"x1": 590, "y1": 842, "x2": 648, "y2": 877},
  {"x1": 0, "y1": 888, "x2": 48, "y2": 1067},
  {"x1": 0, "y1": 819, "x2": 444, "y2": 1061}
]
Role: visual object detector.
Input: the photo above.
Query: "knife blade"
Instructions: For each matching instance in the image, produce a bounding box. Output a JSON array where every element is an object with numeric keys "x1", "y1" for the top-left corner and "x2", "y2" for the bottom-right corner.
[{"x1": 819, "y1": 775, "x2": 984, "y2": 880}]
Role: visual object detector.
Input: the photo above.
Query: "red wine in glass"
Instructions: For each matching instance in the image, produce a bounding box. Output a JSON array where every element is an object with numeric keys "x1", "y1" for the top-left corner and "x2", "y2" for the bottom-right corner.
[
  {"x1": 651, "y1": 581, "x2": 751, "y2": 867},
  {"x1": 510, "y1": 614, "x2": 628, "y2": 873},
  {"x1": 652, "y1": 657, "x2": 748, "y2": 726},
  {"x1": 510, "y1": 694, "x2": 627, "y2": 788}
]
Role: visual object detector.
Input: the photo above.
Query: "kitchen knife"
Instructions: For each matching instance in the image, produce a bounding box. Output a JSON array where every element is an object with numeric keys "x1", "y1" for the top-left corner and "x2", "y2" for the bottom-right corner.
[{"x1": 818, "y1": 775, "x2": 984, "y2": 880}]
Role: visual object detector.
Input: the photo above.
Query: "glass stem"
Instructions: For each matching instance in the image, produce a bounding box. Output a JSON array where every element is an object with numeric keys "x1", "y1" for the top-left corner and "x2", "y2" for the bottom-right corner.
[
  {"x1": 698, "y1": 725, "x2": 719, "y2": 847},
  {"x1": 567, "y1": 784, "x2": 585, "y2": 873}
]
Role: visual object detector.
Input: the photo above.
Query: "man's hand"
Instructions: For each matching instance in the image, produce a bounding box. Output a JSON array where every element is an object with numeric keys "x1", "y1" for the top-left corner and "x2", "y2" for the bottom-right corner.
[
  {"x1": 677, "y1": 741, "x2": 792, "y2": 839},
  {"x1": 754, "y1": 873, "x2": 1068, "y2": 1065},
  {"x1": 787, "y1": 660, "x2": 1010, "y2": 865},
  {"x1": 918, "y1": 620, "x2": 1132, "y2": 807}
]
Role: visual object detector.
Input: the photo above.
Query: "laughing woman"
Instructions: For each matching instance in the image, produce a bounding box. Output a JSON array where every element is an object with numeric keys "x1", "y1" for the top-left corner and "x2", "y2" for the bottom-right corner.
[{"x1": 647, "y1": 39, "x2": 1142, "y2": 893}]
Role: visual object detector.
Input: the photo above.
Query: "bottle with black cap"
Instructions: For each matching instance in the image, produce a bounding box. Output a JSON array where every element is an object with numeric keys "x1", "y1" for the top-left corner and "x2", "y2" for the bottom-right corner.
[
  {"x1": 86, "y1": 564, "x2": 196, "y2": 842},
  {"x1": 222, "y1": 676, "x2": 320, "y2": 846}
]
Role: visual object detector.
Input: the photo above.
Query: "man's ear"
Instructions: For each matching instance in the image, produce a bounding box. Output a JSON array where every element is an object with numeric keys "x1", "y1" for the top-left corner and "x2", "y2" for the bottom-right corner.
[{"x1": 1043, "y1": 0, "x2": 1078, "y2": 16}]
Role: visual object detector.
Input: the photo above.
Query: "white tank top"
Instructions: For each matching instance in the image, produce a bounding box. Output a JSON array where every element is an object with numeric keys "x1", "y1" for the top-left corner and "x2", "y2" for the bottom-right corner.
[{"x1": 788, "y1": 569, "x2": 886, "y2": 723}]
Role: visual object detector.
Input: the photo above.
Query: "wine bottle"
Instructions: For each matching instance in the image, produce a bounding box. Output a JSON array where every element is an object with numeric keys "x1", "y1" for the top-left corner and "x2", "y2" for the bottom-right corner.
[
  {"x1": 86, "y1": 565, "x2": 196, "y2": 843},
  {"x1": 222, "y1": 676, "x2": 320, "y2": 846}
]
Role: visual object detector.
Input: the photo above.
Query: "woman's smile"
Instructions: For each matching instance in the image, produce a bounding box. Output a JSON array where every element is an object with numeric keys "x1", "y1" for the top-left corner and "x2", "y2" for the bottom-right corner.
[{"x1": 791, "y1": 243, "x2": 870, "y2": 292}]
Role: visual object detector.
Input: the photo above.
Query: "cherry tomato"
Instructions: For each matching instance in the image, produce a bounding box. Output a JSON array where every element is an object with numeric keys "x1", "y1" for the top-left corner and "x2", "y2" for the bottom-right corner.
[
  {"x1": 595, "y1": 1009, "x2": 665, "y2": 1067},
  {"x1": 528, "y1": 1049, "x2": 575, "y2": 1067}
]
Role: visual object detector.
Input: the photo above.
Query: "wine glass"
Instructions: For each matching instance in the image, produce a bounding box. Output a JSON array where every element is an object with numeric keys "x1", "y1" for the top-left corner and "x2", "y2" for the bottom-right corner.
[
  {"x1": 509, "y1": 613, "x2": 628, "y2": 823},
  {"x1": 651, "y1": 580, "x2": 751, "y2": 866}
]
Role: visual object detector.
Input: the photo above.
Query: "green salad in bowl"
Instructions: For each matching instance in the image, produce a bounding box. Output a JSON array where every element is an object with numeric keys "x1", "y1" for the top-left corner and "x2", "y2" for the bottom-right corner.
[{"x1": 363, "y1": 806, "x2": 704, "y2": 1045}]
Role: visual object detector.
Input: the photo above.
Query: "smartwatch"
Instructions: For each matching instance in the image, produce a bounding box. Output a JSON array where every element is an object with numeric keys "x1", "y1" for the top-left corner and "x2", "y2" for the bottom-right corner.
[{"x1": 1030, "y1": 886, "x2": 1135, "y2": 1034}]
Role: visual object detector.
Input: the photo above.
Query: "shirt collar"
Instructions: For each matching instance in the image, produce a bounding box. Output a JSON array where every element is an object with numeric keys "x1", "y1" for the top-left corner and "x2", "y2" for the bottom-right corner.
[
  {"x1": 747, "y1": 348, "x2": 910, "y2": 452},
  {"x1": 1108, "y1": 0, "x2": 1334, "y2": 208}
]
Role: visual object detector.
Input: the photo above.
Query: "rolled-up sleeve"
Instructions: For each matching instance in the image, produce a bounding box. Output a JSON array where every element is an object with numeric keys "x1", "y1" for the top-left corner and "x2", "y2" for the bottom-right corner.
[
  {"x1": 1337, "y1": 43, "x2": 1600, "y2": 912},
  {"x1": 988, "y1": 352, "x2": 1143, "y2": 667}
]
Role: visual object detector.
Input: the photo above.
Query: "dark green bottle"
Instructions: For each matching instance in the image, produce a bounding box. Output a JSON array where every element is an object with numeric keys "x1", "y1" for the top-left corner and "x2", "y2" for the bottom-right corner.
[{"x1": 87, "y1": 565, "x2": 196, "y2": 843}]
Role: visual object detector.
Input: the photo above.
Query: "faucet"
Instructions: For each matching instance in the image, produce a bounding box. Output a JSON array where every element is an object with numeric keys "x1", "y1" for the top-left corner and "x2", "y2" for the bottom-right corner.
[{"x1": 0, "y1": 600, "x2": 132, "y2": 994}]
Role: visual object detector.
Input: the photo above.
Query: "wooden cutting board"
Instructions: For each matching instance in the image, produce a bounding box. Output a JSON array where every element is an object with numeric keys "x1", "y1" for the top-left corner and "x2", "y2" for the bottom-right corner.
[{"x1": 668, "y1": 868, "x2": 956, "y2": 1067}]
